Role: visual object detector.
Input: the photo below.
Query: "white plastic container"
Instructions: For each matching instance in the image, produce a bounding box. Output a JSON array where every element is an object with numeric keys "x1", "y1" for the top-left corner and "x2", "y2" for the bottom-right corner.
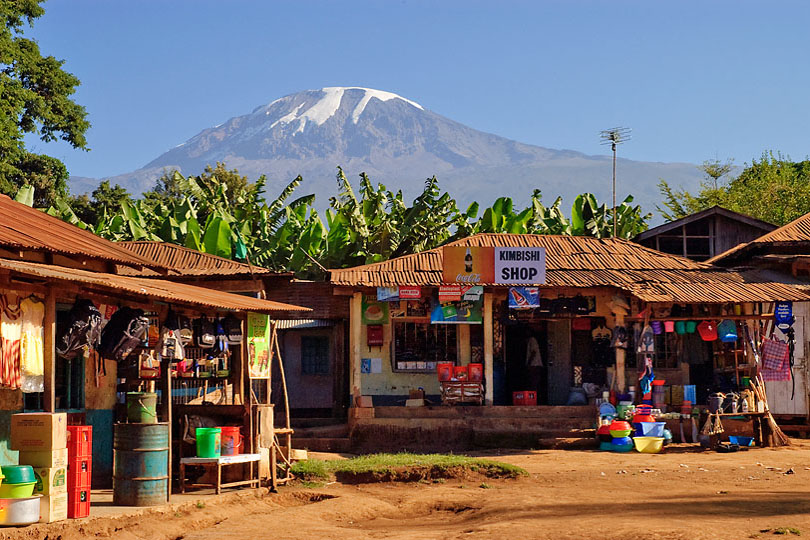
[{"x1": 0, "y1": 495, "x2": 42, "y2": 526}]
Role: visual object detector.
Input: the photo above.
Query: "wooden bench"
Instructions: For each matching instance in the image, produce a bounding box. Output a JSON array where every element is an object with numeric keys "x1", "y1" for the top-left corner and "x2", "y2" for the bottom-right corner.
[{"x1": 179, "y1": 453, "x2": 261, "y2": 494}]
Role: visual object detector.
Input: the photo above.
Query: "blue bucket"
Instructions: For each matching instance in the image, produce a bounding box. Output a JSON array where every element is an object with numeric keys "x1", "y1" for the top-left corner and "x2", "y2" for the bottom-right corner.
[{"x1": 635, "y1": 421, "x2": 666, "y2": 438}]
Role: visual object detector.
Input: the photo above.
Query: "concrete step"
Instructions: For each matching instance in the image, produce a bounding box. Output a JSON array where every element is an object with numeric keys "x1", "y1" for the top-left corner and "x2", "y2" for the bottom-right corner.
[
  {"x1": 290, "y1": 418, "x2": 345, "y2": 429},
  {"x1": 291, "y1": 437, "x2": 352, "y2": 453},
  {"x1": 372, "y1": 405, "x2": 596, "y2": 420},
  {"x1": 358, "y1": 417, "x2": 595, "y2": 431}
]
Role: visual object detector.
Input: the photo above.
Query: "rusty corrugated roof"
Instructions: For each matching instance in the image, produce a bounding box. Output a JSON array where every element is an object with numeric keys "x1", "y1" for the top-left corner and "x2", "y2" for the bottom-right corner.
[
  {"x1": 329, "y1": 233, "x2": 808, "y2": 303},
  {"x1": 116, "y1": 241, "x2": 280, "y2": 277},
  {"x1": 0, "y1": 195, "x2": 161, "y2": 269},
  {"x1": 709, "y1": 212, "x2": 810, "y2": 264},
  {"x1": 0, "y1": 258, "x2": 309, "y2": 313}
]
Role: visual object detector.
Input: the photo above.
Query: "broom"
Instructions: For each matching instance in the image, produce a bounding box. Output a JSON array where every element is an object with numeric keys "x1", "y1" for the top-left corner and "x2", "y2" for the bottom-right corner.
[{"x1": 751, "y1": 375, "x2": 791, "y2": 447}]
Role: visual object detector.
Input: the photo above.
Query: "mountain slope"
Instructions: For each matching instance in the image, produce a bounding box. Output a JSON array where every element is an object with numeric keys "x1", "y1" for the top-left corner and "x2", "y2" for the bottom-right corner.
[{"x1": 82, "y1": 87, "x2": 704, "y2": 215}]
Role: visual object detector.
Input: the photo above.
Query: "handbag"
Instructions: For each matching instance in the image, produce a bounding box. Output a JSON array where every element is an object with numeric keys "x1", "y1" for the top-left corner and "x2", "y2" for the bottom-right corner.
[{"x1": 761, "y1": 338, "x2": 789, "y2": 371}]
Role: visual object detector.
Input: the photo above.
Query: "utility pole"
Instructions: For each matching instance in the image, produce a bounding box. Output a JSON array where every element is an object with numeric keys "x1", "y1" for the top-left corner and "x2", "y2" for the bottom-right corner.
[{"x1": 599, "y1": 127, "x2": 631, "y2": 237}]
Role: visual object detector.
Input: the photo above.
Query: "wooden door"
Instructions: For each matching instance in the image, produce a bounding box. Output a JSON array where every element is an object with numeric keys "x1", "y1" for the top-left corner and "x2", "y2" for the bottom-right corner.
[
  {"x1": 546, "y1": 319, "x2": 572, "y2": 405},
  {"x1": 766, "y1": 302, "x2": 809, "y2": 417}
]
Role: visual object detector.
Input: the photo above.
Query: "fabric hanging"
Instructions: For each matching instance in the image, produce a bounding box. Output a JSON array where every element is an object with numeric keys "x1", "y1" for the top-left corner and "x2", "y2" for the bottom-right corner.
[
  {"x1": 0, "y1": 294, "x2": 22, "y2": 389},
  {"x1": 19, "y1": 296, "x2": 44, "y2": 393}
]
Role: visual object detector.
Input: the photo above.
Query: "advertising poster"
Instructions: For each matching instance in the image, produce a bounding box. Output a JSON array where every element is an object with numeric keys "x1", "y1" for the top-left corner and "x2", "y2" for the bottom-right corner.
[
  {"x1": 430, "y1": 295, "x2": 483, "y2": 324},
  {"x1": 442, "y1": 246, "x2": 495, "y2": 284},
  {"x1": 362, "y1": 297, "x2": 390, "y2": 325},
  {"x1": 376, "y1": 287, "x2": 400, "y2": 302},
  {"x1": 508, "y1": 287, "x2": 541, "y2": 308},
  {"x1": 494, "y1": 247, "x2": 546, "y2": 284},
  {"x1": 247, "y1": 312, "x2": 271, "y2": 379}
]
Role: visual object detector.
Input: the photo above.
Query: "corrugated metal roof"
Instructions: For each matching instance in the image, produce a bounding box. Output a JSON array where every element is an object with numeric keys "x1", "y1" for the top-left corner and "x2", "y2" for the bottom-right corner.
[
  {"x1": 0, "y1": 195, "x2": 161, "y2": 268},
  {"x1": 709, "y1": 212, "x2": 810, "y2": 264},
  {"x1": 272, "y1": 319, "x2": 334, "y2": 330},
  {"x1": 117, "y1": 241, "x2": 279, "y2": 277},
  {"x1": 329, "y1": 233, "x2": 809, "y2": 303},
  {"x1": 0, "y1": 258, "x2": 309, "y2": 313}
]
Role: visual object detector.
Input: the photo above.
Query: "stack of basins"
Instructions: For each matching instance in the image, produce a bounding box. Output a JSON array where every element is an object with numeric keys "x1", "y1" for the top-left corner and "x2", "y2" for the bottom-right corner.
[
  {"x1": 0, "y1": 465, "x2": 40, "y2": 526},
  {"x1": 633, "y1": 405, "x2": 665, "y2": 453},
  {"x1": 609, "y1": 420, "x2": 634, "y2": 452}
]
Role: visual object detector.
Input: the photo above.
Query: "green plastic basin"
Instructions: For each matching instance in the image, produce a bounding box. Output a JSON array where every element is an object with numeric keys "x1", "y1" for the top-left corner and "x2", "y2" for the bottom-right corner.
[
  {"x1": 0, "y1": 482, "x2": 36, "y2": 498},
  {"x1": 1, "y1": 466, "x2": 34, "y2": 484}
]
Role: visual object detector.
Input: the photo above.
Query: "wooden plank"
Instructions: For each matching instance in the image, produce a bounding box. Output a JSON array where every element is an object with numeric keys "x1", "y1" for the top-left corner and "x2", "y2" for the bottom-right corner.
[
  {"x1": 483, "y1": 292, "x2": 494, "y2": 405},
  {"x1": 42, "y1": 287, "x2": 56, "y2": 412},
  {"x1": 349, "y1": 292, "x2": 362, "y2": 404}
]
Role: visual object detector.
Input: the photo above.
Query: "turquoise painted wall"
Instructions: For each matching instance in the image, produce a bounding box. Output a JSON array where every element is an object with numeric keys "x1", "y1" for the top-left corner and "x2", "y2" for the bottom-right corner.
[{"x1": 86, "y1": 409, "x2": 114, "y2": 489}]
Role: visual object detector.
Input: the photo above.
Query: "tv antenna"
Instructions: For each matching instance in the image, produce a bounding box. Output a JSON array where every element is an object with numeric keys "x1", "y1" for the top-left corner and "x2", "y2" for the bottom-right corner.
[{"x1": 599, "y1": 127, "x2": 631, "y2": 237}]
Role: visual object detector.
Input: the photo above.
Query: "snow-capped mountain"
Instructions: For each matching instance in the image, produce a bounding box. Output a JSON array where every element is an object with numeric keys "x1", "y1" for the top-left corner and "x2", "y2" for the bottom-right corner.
[{"x1": 84, "y1": 87, "x2": 704, "y2": 215}]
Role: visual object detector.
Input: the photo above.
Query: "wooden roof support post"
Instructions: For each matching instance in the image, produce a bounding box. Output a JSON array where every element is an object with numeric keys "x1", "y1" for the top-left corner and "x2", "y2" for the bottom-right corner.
[
  {"x1": 614, "y1": 312, "x2": 626, "y2": 393},
  {"x1": 42, "y1": 286, "x2": 56, "y2": 412},
  {"x1": 349, "y1": 292, "x2": 362, "y2": 406},
  {"x1": 483, "y1": 292, "x2": 494, "y2": 405}
]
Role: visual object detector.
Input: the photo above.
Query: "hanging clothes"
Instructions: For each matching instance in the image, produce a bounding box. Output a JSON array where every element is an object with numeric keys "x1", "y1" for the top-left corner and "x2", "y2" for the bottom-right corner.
[
  {"x1": 19, "y1": 296, "x2": 44, "y2": 393},
  {"x1": 0, "y1": 294, "x2": 22, "y2": 389}
]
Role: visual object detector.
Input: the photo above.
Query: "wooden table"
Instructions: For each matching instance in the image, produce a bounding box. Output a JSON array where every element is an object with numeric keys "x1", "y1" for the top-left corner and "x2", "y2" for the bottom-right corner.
[
  {"x1": 179, "y1": 453, "x2": 261, "y2": 494},
  {"x1": 701, "y1": 411, "x2": 772, "y2": 447}
]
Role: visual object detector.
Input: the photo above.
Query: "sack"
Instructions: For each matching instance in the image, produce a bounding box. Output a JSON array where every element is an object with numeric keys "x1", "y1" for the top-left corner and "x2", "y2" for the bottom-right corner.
[
  {"x1": 222, "y1": 315, "x2": 243, "y2": 345},
  {"x1": 56, "y1": 298, "x2": 102, "y2": 359},
  {"x1": 761, "y1": 338, "x2": 789, "y2": 371},
  {"x1": 194, "y1": 317, "x2": 216, "y2": 349},
  {"x1": 99, "y1": 307, "x2": 149, "y2": 361}
]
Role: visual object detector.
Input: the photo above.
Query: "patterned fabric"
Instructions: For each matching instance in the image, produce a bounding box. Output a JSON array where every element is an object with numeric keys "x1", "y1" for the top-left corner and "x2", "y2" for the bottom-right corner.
[{"x1": 761, "y1": 338, "x2": 789, "y2": 371}]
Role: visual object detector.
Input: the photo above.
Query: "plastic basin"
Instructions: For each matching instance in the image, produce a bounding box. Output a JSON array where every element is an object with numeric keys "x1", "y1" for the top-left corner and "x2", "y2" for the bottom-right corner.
[
  {"x1": 0, "y1": 466, "x2": 33, "y2": 484},
  {"x1": 610, "y1": 429, "x2": 632, "y2": 438},
  {"x1": 729, "y1": 436, "x2": 754, "y2": 447},
  {"x1": 636, "y1": 422, "x2": 666, "y2": 438},
  {"x1": 634, "y1": 437, "x2": 664, "y2": 454},
  {"x1": 611, "y1": 436, "x2": 634, "y2": 452},
  {"x1": 0, "y1": 482, "x2": 35, "y2": 499},
  {"x1": 599, "y1": 441, "x2": 614, "y2": 451}
]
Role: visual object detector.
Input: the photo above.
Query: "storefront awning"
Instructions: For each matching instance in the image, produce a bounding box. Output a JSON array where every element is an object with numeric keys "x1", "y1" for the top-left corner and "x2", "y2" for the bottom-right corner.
[{"x1": 0, "y1": 258, "x2": 310, "y2": 314}]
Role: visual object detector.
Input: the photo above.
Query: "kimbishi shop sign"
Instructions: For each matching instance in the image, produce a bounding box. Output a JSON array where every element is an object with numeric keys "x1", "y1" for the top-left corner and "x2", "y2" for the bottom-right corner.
[{"x1": 443, "y1": 246, "x2": 546, "y2": 285}]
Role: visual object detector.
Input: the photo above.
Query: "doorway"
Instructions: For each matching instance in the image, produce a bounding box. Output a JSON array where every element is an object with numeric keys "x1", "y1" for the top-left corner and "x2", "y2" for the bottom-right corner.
[{"x1": 504, "y1": 321, "x2": 547, "y2": 404}]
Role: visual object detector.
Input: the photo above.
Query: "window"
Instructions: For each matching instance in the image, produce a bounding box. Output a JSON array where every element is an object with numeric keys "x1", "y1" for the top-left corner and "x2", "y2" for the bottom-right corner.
[
  {"x1": 301, "y1": 336, "x2": 330, "y2": 375},
  {"x1": 392, "y1": 321, "x2": 457, "y2": 372}
]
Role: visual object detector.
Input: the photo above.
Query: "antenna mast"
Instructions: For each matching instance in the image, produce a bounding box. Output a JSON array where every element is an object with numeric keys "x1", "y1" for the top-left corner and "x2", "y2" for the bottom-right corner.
[{"x1": 599, "y1": 127, "x2": 631, "y2": 237}]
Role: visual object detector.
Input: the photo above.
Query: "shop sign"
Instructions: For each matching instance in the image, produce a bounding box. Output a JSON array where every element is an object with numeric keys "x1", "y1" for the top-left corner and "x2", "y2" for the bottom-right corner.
[
  {"x1": 494, "y1": 247, "x2": 546, "y2": 284},
  {"x1": 442, "y1": 246, "x2": 495, "y2": 284},
  {"x1": 775, "y1": 301, "x2": 794, "y2": 330},
  {"x1": 376, "y1": 287, "x2": 400, "y2": 302},
  {"x1": 247, "y1": 312, "x2": 271, "y2": 379},
  {"x1": 508, "y1": 286, "x2": 540, "y2": 308},
  {"x1": 398, "y1": 286, "x2": 422, "y2": 299},
  {"x1": 462, "y1": 285, "x2": 483, "y2": 301},
  {"x1": 438, "y1": 285, "x2": 462, "y2": 302},
  {"x1": 362, "y1": 296, "x2": 390, "y2": 325}
]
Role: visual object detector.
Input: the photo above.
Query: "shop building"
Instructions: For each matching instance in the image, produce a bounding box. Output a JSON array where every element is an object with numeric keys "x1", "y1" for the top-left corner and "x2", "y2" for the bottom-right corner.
[{"x1": 328, "y1": 233, "x2": 807, "y2": 450}]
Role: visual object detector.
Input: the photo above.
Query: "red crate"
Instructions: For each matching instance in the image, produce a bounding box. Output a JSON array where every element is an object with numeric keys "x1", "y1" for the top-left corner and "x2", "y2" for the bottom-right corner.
[
  {"x1": 67, "y1": 457, "x2": 92, "y2": 489},
  {"x1": 68, "y1": 488, "x2": 90, "y2": 519},
  {"x1": 67, "y1": 425, "x2": 92, "y2": 459},
  {"x1": 512, "y1": 390, "x2": 537, "y2": 406},
  {"x1": 512, "y1": 391, "x2": 525, "y2": 406}
]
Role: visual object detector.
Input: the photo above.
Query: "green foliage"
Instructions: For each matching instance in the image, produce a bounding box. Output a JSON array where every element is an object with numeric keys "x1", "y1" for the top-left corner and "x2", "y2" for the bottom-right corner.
[
  {"x1": 0, "y1": 1, "x2": 89, "y2": 200},
  {"x1": 46, "y1": 163, "x2": 651, "y2": 277},
  {"x1": 658, "y1": 154, "x2": 810, "y2": 226}
]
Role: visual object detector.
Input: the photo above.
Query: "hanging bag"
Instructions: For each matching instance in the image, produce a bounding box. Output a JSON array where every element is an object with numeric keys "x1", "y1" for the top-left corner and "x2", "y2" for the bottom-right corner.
[
  {"x1": 194, "y1": 316, "x2": 216, "y2": 349},
  {"x1": 717, "y1": 319, "x2": 738, "y2": 343},
  {"x1": 99, "y1": 307, "x2": 149, "y2": 362},
  {"x1": 56, "y1": 298, "x2": 102, "y2": 359},
  {"x1": 697, "y1": 320, "x2": 718, "y2": 341}
]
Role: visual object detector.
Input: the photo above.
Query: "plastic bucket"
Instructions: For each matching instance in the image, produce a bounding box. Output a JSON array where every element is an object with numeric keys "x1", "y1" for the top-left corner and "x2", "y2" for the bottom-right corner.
[
  {"x1": 437, "y1": 363, "x2": 453, "y2": 381},
  {"x1": 196, "y1": 427, "x2": 222, "y2": 458},
  {"x1": 468, "y1": 363, "x2": 483, "y2": 382},
  {"x1": 127, "y1": 392, "x2": 158, "y2": 424},
  {"x1": 220, "y1": 426, "x2": 243, "y2": 456}
]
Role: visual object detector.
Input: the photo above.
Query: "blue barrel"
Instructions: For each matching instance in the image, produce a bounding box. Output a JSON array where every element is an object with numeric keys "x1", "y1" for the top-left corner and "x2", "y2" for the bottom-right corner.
[{"x1": 113, "y1": 423, "x2": 169, "y2": 506}]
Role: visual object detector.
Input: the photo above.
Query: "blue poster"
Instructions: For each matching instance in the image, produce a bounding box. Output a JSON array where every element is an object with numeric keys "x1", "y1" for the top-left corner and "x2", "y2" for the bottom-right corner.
[
  {"x1": 376, "y1": 287, "x2": 400, "y2": 302},
  {"x1": 775, "y1": 301, "x2": 793, "y2": 328},
  {"x1": 508, "y1": 287, "x2": 540, "y2": 308}
]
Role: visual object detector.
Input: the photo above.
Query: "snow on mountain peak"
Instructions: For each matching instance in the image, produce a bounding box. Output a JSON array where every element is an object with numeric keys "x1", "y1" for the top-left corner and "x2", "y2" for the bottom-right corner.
[{"x1": 267, "y1": 87, "x2": 423, "y2": 132}]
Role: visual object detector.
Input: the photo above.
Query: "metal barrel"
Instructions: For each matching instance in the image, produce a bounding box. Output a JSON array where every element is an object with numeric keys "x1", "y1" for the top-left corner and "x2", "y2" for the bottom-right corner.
[{"x1": 113, "y1": 422, "x2": 169, "y2": 506}]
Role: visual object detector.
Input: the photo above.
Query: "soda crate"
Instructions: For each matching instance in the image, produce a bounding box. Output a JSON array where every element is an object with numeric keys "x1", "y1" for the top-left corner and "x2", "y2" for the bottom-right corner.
[
  {"x1": 67, "y1": 487, "x2": 90, "y2": 519},
  {"x1": 67, "y1": 457, "x2": 92, "y2": 490},
  {"x1": 66, "y1": 425, "x2": 92, "y2": 459}
]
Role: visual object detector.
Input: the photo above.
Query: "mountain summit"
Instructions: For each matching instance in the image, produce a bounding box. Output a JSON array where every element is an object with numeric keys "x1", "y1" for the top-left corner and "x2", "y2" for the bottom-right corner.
[{"x1": 89, "y1": 87, "x2": 704, "y2": 214}]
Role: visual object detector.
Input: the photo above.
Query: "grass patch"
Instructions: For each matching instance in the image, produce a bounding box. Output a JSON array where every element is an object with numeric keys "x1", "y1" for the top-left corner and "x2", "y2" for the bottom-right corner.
[
  {"x1": 291, "y1": 453, "x2": 527, "y2": 484},
  {"x1": 761, "y1": 528, "x2": 801, "y2": 536}
]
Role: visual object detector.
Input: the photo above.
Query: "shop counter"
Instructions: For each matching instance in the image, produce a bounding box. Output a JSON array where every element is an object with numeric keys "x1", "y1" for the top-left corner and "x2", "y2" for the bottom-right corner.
[{"x1": 179, "y1": 453, "x2": 261, "y2": 494}]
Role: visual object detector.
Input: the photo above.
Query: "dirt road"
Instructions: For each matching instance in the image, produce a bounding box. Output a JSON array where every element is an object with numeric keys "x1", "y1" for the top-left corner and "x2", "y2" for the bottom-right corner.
[{"x1": 7, "y1": 443, "x2": 810, "y2": 540}]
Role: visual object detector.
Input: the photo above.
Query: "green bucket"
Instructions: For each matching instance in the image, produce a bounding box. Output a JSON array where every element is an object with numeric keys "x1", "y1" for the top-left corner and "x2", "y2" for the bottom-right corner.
[
  {"x1": 196, "y1": 428, "x2": 221, "y2": 458},
  {"x1": 126, "y1": 392, "x2": 158, "y2": 424}
]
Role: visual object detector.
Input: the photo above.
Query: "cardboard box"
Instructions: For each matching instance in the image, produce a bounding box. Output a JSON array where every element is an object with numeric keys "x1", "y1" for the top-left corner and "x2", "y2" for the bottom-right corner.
[
  {"x1": 40, "y1": 492, "x2": 68, "y2": 523},
  {"x1": 355, "y1": 395, "x2": 373, "y2": 408},
  {"x1": 19, "y1": 448, "x2": 69, "y2": 468},
  {"x1": 10, "y1": 413, "x2": 67, "y2": 451},
  {"x1": 33, "y1": 467, "x2": 67, "y2": 496},
  {"x1": 405, "y1": 399, "x2": 425, "y2": 407},
  {"x1": 409, "y1": 389, "x2": 425, "y2": 400}
]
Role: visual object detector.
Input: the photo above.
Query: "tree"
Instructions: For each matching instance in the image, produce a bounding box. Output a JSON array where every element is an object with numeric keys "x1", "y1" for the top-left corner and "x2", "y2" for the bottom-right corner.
[
  {"x1": 69, "y1": 180, "x2": 132, "y2": 224},
  {"x1": 0, "y1": 1, "x2": 90, "y2": 200},
  {"x1": 658, "y1": 153, "x2": 810, "y2": 225}
]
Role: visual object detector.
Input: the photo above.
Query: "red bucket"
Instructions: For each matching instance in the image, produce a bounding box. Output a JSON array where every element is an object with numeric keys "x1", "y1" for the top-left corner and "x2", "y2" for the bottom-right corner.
[
  {"x1": 220, "y1": 426, "x2": 243, "y2": 456},
  {"x1": 437, "y1": 363, "x2": 453, "y2": 381},
  {"x1": 468, "y1": 363, "x2": 483, "y2": 381},
  {"x1": 453, "y1": 365, "x2": 469, "y2": 380}
]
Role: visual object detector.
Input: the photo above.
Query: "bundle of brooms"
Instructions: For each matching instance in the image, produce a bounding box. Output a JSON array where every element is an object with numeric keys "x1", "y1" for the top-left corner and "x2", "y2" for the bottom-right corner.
[{"x1": 750, "y1": 375, "x2": 791, "y2": 447}]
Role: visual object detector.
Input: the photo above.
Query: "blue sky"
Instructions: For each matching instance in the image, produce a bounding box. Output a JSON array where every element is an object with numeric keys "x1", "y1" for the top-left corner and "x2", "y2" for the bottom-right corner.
[{"x1": 28, "y1": 0, "x2": 810, "y2": 182}]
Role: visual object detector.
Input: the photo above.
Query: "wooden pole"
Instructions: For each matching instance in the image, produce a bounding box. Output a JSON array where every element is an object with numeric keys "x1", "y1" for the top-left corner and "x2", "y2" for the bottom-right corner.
[
  {"x1": 349, "y1": 292, "x2": 363, "y2": 406},
  {"x1": 483, "y1": 292, "x2": 494, "y2": 406},
  {"x1": 161, "y1": 353, "x2": 172, "y2": 502},
  {"x1": 42, "y1": 287, "x2": 56, "y2": 412}
]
